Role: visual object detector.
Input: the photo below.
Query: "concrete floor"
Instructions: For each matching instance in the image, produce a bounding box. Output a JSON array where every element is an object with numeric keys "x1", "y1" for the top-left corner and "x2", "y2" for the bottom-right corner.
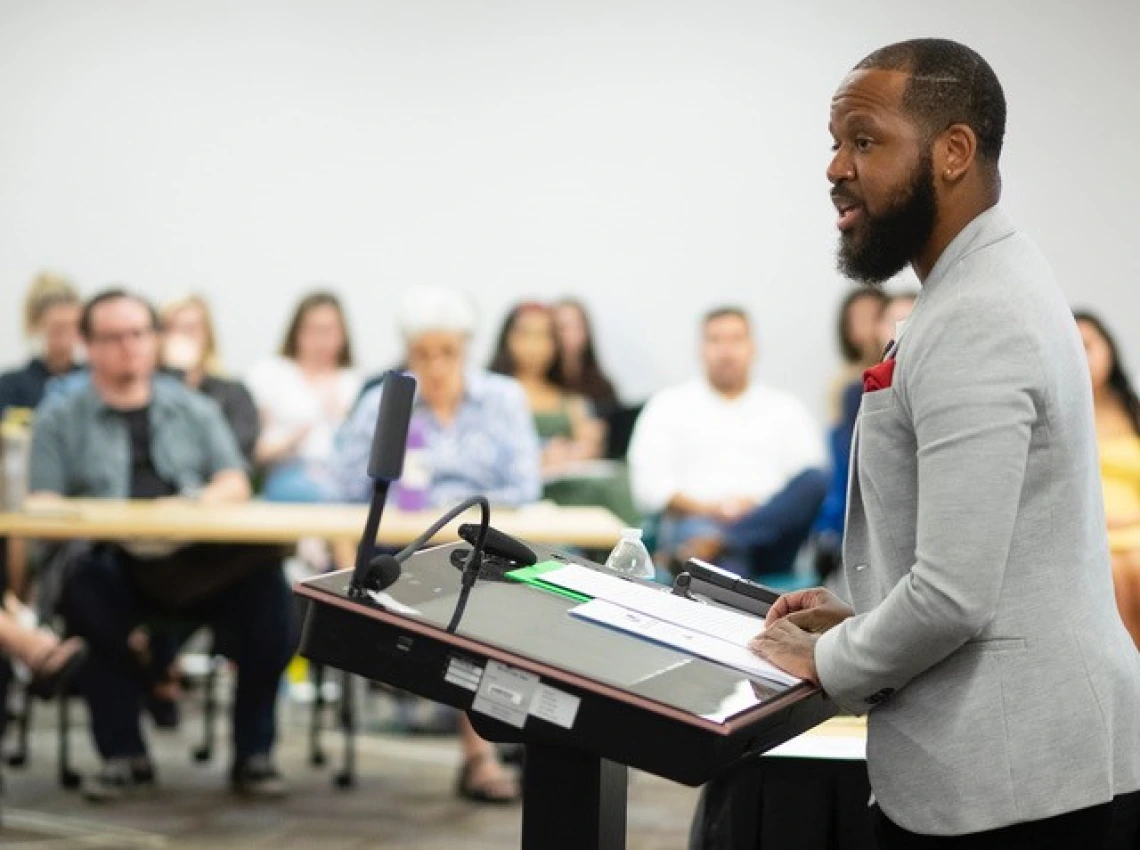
[{"x1": 0, "y1": 689, "x2": 702, "y2": 849}]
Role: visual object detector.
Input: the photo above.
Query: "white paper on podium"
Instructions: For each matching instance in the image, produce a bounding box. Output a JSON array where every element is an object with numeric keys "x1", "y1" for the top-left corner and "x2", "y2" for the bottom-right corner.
[
  {"x1": 570, "y1": 598, "x2": 802, "y2": 687},
  {"x1": 540, "y1": 563, "x2": 769, "y2": 645}
]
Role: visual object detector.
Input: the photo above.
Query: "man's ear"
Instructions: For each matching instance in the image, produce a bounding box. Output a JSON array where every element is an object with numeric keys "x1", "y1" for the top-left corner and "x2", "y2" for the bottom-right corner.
[{"x1": 937, "y1": 123, "x2": 978, "y2": 184}]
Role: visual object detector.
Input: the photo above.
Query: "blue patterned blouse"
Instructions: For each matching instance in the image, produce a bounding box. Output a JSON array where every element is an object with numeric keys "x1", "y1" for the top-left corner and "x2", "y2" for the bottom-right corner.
[{"x1": 330, "y1": 369, "x2": 542, "y2": 507}]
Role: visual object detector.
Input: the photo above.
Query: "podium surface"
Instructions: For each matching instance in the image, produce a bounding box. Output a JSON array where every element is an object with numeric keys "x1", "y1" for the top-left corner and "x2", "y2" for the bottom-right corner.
[{"x1": 295, "y1": 540, "x2": 833, "y2": 849}]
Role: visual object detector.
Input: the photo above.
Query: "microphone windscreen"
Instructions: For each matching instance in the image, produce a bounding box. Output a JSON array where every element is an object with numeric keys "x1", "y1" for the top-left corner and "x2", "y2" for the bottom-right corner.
[
  {"x1": 368, "y1": 372, "x2": 418, "y2": 481},
  {"x1": 458, "y1": 523, "x2": 537, "y2": 566},
  {"x1": 368, "y1": 553, "x2": 403, "y2": 591}
]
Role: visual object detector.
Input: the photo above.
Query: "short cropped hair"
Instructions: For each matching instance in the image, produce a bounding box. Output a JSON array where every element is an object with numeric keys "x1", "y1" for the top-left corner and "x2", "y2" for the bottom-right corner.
[
  {"x1": 702, "y1": 306, "x2": 750, "y2": 329},
  {"x1": 855, "y1": 38, "x2": 1006, "y2": 164},
  {"x1": 80, "y1": 288, "x2": 159, "y2": 340},
  {"x1": 397, "y1": 286, "x2": 478, "y2": 341}
]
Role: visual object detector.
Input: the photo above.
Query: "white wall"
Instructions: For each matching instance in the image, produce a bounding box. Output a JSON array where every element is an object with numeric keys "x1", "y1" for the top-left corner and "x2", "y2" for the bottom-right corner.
[{"x1": 1, "y1": 0, "x2": 1137, "y2": 418}]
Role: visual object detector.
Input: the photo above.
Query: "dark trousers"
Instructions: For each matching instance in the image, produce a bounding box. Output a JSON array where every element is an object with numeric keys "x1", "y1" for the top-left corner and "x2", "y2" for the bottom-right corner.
[
  {"x1": 64, "y1": 544, "x2": 294, "y2": 762},
  {"x1": 661, "y1": 469, "x2": 829, "y2": 578},
  {"x1": 872, "y1": 790, "x2": 1140, "y2": 850}
]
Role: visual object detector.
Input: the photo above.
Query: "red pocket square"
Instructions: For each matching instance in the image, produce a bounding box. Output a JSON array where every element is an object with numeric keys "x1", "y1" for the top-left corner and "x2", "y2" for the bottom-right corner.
[{"x1": 863, "y1": 359, "x2": 896, "y2": 393}]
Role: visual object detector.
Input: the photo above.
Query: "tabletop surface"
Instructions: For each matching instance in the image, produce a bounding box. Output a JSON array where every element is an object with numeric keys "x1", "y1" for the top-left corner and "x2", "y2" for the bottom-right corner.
[{"x1": 0, "y1": 498, "x2": 625, "y2": 547}]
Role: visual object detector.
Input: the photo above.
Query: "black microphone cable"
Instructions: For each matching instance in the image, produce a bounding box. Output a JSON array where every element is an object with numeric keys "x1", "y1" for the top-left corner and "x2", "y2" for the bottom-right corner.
[{"x1": 354, "y1": 494, "x2": 491, "y2": 634}]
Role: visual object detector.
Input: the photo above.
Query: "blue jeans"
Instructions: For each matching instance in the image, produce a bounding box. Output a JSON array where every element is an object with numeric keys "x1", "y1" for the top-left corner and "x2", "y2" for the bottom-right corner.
[
  {"x1": 658, "y1": 469, "x2": 827, "y2": 578},
  {"x1": 64, "y1": 545, "x2": 294, "y2": 762}
]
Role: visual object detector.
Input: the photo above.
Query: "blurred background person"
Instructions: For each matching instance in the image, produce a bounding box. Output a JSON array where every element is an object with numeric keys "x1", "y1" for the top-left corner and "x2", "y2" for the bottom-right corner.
[
  {"x1": 0, "y1": 271, "x2": 83, "y2": 417},
  {"x1": 629, "y1": 307, "x2": 826, "y2": 579},
  {"x1": 825, "y1": 288, "x2": 888, "y2": 421},
  {"x1": 247, "y1": 291, "x2": 361, "y2": 502},
  {"x1": 1075, "y1": 310, "x2": 1140, "y2": 647},
  {"x1": 0, "y1": 272, "x2": 83, "y2": 607},
  {"x1": 160, "y1": 294, "x2": 259, "y2": 465},
  {"x1": 552, "y1": 298, "x2": 619, "y2": 416},
  {"x1": 489, "y1": 302, "x2": 639, "y2": 525},
  {"x1": 330, "y1": 285, "x2": 539, "y2": 803},
  {"x1": 877, "y1": 291, "x2": 918, "y2": 352},
  {"x1": 29, "y1": 289, "x2": 291, "y2": 801}
]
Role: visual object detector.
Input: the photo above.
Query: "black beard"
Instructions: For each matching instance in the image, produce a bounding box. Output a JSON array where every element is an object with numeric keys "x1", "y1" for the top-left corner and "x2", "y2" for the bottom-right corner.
[{"x1": 836, "y1": 153, "x2": 937, "y2": 285}]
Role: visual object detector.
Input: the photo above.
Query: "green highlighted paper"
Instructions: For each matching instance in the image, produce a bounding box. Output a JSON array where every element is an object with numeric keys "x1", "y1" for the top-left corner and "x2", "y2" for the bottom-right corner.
[{"x1": 505, "y1": 561, "x2": 592, "y2": 603}]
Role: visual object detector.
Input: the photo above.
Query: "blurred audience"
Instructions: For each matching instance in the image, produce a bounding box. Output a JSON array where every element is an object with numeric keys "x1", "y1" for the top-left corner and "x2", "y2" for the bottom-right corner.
[
  {"x1": 552, "y1": 298, "x2": 620, "y2": 415},
  {"x1": 28, "y1": 289, "x2": 292, "y2": 801},
  {"x1": 333, "y1": 287, "x2": 540, "y2": 508},
  {"x1": 490, "y1": 303, "x2": 605, "y2": 473},
  {"x1": 1075, "y1": 310, "x2": 1140, "y2": 647},
  {"x1": 160, "y1": 294, "x2": 259, "y2": 465},
  {"x1": 330, "y1": 285, "x2": 539, "y2": 803},
  {"x1": 878, "y1": 291, "x2": 918, "y2": 351},
  {"x1": 628, "y1": 307, "x2": 826, "y2": 578},
  {"x1": 825, "y1": 288, "x2": 888, "y2": 422},
  {"x1": 247, "y1": 291, "x2": 360, "y2": 501},
  {"x1": 489, "y1": 302, "x2": 638, "y2": 524},
  {"x1": 0, "y1": 272, "x2": 82, "y2": 417}
]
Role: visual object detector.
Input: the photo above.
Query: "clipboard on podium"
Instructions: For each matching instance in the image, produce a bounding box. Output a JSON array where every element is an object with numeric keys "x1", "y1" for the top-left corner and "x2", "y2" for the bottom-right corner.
[{"x1": 294, "y1": 541, "x2": 835, "y2": 850}]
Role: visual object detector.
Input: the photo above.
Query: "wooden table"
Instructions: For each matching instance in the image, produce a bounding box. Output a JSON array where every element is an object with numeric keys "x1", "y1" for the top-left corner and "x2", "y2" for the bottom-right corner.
[{"x1": 0, "y1": 498, "x2": 626, "y2": 549}]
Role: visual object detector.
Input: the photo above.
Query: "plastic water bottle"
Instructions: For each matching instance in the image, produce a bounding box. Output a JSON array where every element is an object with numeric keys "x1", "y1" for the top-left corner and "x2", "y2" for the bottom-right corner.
[
  {"x1": 604, "y1": 527, "x2": 655, "y2": 579},
  {"x1": 1, "y1": 410, "x2": 32, "y2": 512},
  {"x1": 394, "y1": 412, "x2": 432, "y2": 511}
]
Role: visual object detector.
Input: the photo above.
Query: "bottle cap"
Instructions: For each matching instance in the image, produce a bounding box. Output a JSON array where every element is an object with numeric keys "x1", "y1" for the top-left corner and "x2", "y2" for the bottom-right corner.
[{"x1": 620, "y1": 527, "x2": 643, "y2": 540}]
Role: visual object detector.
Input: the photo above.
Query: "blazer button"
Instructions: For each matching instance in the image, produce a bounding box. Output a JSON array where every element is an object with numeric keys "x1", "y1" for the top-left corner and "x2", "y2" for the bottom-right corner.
[
  {"x1": 865, "y1": 687, "x2": 894, "y2": 705},
  {"x1": 854, "y1": 564, "x2": 868, "y2": 572}
]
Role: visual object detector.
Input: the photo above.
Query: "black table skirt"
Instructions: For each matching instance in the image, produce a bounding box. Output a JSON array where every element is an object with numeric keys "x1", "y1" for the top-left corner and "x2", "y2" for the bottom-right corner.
[
  {"x1": 690, "y1": 757, "x2": 875, "y2": 850},
  {"x1": 690, "y1": 757, "x2": 1140, "y2": 850}
]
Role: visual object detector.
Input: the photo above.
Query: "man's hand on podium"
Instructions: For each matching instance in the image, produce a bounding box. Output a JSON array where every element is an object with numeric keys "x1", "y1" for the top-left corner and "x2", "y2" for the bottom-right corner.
[
  {"x1": 765, "y1": 587, "x2": 854, "y2": 633},
  {"x1": 748, "y1": 588, "x2": 856, "y2": 684},
  {"x1": 749, "y1": 621, "x2": 820, "y2": 685}
]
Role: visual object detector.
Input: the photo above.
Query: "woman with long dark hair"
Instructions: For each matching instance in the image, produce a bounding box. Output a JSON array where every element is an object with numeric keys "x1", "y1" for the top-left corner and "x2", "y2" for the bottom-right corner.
[
  {"x1": 552, "y1": 298, "x2": 619, "y2": 415},
  {"x1": 490, "y1": 302, "x2": 605, "y2": 474},
  {"x1": 1075, "y1": 310, "x2": 1140, "y2": 646},
  {"x1": 490, "y1": 302, "x2": 639, "y2": 524}
]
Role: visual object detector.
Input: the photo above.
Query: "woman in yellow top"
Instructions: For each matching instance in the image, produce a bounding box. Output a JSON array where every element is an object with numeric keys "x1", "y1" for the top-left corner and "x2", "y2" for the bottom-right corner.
[{"x1": 1076, "y1": 311, "x2": 1140, "y2": 646}]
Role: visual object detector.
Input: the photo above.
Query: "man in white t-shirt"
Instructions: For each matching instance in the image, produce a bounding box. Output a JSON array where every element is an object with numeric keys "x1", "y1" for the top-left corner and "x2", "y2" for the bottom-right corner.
[{"x1": 628, "y1": 307, "x2": 827, "y2": 578}]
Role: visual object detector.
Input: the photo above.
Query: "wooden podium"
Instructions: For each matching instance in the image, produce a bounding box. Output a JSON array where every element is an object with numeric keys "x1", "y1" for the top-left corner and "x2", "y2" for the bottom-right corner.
[{"x1": 294, "y1": 541, "x2": 834, "y2": 850}]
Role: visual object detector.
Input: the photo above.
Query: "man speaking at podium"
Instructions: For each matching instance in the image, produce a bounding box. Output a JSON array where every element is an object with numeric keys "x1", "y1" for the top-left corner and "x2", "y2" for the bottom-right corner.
[{"x1": 751, "y1": 39, "x2": 1140, "y2": 847}]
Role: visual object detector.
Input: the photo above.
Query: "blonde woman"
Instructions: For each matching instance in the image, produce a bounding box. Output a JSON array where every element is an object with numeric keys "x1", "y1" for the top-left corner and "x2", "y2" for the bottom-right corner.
[
  {"x1": 160, "y1": 295, "x2": 259, "y2": 464},
  {"x1": 0, "y1": 271, "x2": 82, "y2": 416}
]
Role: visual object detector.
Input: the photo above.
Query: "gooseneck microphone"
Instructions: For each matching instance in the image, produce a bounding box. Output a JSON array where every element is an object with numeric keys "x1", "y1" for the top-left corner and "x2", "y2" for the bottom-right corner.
[
  {"x1": 343, "y1": 371, "x2": 493, "y2": 632},
  {"x1": 349, "y1": 371, "x2": 417, "y2": 597}
]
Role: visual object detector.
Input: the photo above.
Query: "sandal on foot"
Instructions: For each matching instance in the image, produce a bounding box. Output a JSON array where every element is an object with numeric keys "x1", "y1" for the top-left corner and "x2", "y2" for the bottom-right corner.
[
  {"x1": 456, "y1": 752, "x2": 520, "y2": 804},
  {"x1": 28, "y1": 636, "x2": 89, "y2": 699}
]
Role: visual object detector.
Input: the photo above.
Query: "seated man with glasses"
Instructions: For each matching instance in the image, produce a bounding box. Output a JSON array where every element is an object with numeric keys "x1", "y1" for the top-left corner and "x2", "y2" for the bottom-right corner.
[{"x1": 28, "y1": 289, "x2": 293, "y2": 802}]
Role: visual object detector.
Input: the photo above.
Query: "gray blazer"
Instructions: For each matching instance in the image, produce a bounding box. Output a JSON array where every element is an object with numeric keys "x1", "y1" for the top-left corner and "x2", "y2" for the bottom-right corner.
[{"x1": 815, "y1": 206, "x2": 1140, "y2": 835}]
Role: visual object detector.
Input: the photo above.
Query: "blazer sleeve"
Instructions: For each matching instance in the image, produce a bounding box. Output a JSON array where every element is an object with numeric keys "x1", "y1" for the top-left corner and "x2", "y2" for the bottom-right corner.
[{"x1": 815, "y1": 302, "x2": 1040, "y2": 713}]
